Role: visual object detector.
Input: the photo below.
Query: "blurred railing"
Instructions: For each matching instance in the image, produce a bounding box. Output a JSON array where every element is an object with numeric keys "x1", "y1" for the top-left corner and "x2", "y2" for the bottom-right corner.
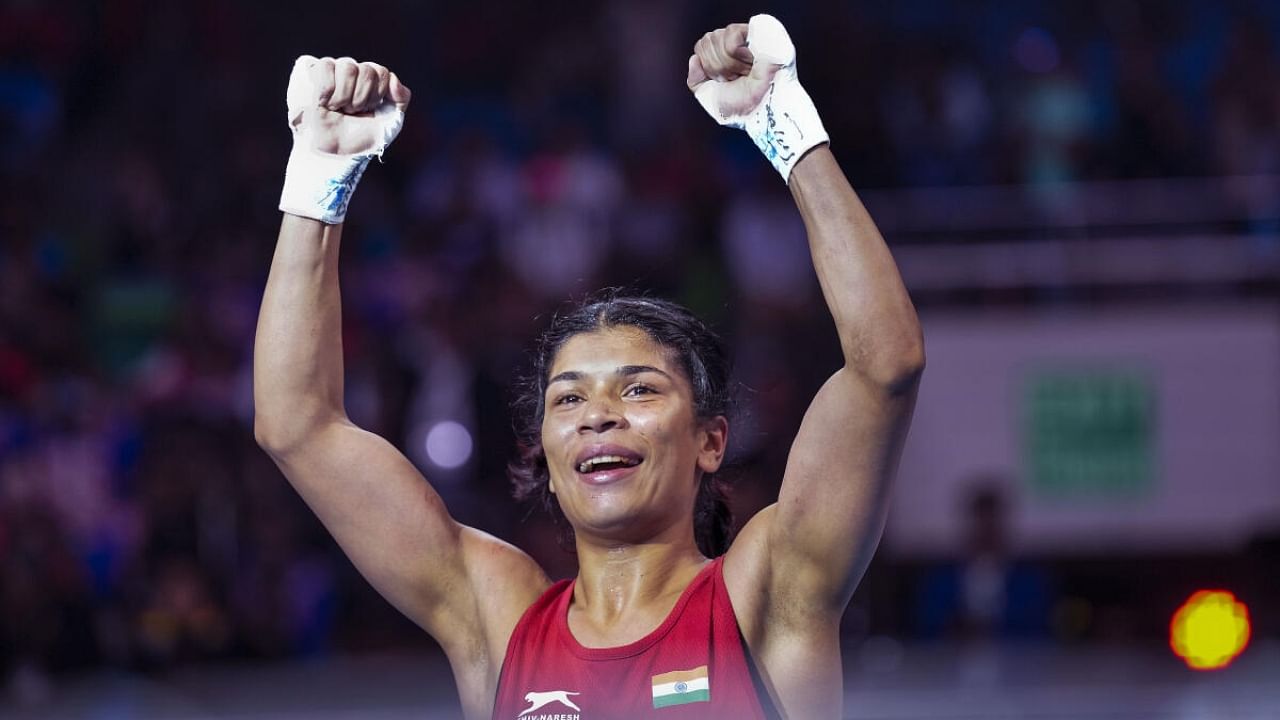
[
  {"x1": 893, "y1": 234, "x2": 1278, "y2": 291},
  {"x1": 861, "y1": 175, "x2": 1280, "y2": 293},
  {"x1": 866, "y1": 175, "x2": 1280, "y2": 237}
]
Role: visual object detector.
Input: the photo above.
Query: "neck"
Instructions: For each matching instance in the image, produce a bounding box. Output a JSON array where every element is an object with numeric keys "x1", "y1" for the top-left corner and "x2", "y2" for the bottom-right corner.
[{"x1": 571, "y1": 532, "x2": 708, "y2": 625}]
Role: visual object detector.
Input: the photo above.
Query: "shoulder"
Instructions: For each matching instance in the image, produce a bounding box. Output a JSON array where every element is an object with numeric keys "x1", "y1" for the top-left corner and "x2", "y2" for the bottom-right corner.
[
  {"x1": 718, "y1": 505, "x2": 846, "y2": 717},
  {"x1": 492, "y1": 574, "x2": 570, "y2": 666},
  {"x1": 721, "y1": 503, "x2": 842, "y2": 640},
  {"x1": 455, "y1": 527, "x2": 555, "y2": 652},
  {"x1": 441, "y1": 530, "x2": 553, "y2": 679},
  {"x1": 720, "y1": 504, "x2": 774, "y2": 642},
  {"x1": 445, "y1": 530, "x2": 557, "y2": 717}
]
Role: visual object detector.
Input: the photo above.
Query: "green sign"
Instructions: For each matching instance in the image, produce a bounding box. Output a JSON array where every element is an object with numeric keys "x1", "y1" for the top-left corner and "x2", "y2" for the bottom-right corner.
[{"x1": 1023, "y1": 368, "x2": 1156, "y2": 498}]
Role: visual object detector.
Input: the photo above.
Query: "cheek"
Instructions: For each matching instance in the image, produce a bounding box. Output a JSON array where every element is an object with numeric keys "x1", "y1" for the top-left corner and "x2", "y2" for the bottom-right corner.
[
  {"x1": 541, "y1": 416, "x2": 572, "y2": 493},
  {"x1": 541, "y1": 411, "x2": 575, "y2": 448},
  {"x1": 632, "y1": 414, "x2": 695, "y2": 465},
  {"x1": 630, "y1": 413, "x2": 669, "y2": 443}
]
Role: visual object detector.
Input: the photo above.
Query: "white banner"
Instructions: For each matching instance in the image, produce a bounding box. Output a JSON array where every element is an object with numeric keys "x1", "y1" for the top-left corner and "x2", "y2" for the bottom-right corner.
[{"x1": 886, "y1": 303, "x2": 1280, "y2": 556}]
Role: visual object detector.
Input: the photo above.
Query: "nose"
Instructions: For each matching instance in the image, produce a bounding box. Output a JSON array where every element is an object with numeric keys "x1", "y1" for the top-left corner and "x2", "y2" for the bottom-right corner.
[{"x1": 579, "y1": 395, "x2": 626, "y2": 434}]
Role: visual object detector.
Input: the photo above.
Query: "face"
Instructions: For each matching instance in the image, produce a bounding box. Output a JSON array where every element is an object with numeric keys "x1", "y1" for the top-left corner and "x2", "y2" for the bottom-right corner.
[{"x1": 541, "y1": 326, "x2": 727, "y2": 546}]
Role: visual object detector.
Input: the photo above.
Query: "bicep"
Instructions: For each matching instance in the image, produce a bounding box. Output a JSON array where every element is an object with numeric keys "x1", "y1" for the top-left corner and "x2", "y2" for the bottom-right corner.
[
  {"x1": 267, "y1": 420, "x2": 548, "y2": 651},
  {"x1": 765, "y1": 367, "x2": 919, "y2": 610}
]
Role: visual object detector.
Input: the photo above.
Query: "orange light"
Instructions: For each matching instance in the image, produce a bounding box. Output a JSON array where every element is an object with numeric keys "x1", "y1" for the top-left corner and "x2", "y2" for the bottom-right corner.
[{"x1": 1169, "y1": 590, "x2": 1250, "y2": 671}]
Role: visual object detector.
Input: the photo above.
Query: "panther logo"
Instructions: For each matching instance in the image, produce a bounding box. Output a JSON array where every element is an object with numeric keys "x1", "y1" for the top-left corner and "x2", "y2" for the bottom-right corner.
[{"x1": 518, "y1": 690, "x2": 582, "y2": 717}]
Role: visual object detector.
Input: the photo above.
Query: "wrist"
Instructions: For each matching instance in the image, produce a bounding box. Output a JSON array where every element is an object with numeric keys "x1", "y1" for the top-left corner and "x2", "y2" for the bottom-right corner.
[
  {"x1": 278, "y1": 140, "x2": 372, "y2": 225},
  {"x1": 743, "y1": 71, "x2": 829, "y2": 182},
  {"x1": 279, "y1": 207, "x2": 337, "y2": 232},
  {"x1": 785, "y1": 144, "x2": 834, "y2": 187}
]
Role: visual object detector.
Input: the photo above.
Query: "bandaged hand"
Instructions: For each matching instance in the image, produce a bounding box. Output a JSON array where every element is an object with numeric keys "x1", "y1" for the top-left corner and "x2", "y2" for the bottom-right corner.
[
  {"x1": 279, "y1": 56, "x2": 411, "y2": 224},
  {"x1": 688, "y1": 15, "x2": 828, "y2": 183}
]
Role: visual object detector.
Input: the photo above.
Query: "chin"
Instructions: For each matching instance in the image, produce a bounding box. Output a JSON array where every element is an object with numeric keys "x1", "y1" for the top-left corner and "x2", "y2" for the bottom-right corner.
[
  {"x1": 569, "y1": 504, "x2": 639, "y2": 536},
  {"x1": 564, "y1": 499, "x2": 649, "y2": 541},
  {"x1": 570, "y1": 500, "x2": 685, "y2": 548}
]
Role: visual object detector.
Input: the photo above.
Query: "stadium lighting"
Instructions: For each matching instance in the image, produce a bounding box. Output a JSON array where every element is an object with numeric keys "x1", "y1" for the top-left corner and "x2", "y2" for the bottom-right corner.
[{"x1": 1169, "y1": 589, "x2": 1251, "y2": 671}]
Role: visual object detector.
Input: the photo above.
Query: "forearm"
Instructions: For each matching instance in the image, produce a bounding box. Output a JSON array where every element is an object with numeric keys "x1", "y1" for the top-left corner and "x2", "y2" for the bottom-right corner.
[
  {"x1": 789, "y1": 147, "x2": 924, "y2": 389},
  {"x1": 253, "y1": 214, "x2": 347, "y2": 451}
]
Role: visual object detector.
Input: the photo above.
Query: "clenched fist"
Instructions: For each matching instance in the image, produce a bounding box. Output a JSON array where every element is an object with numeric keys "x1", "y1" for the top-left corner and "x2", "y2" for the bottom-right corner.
[
  {"x1": 687, "y1": 15, "x2": 828, "y2": 182},
  {"x1": 287, "y1": 56, "x2": 411, "y2": 156},
  {"x1": 279, "y1": 56, "x2": 410, "y2": 224},
  {"x1": 686, "y1": 23, "x2": 780, "y2": 120}
]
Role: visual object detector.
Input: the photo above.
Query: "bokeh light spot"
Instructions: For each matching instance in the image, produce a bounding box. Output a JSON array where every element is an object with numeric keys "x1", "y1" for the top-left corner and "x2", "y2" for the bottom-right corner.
[
  {"x1": 1169, "y1": 589, "x2": 1250, "y2": 671},
  {"x1": 1014, "y1": 27, "x2": 1061, "y2": 74},
  {"x1": 425, "y1": 420, "x2": 473, "y2": 469}
]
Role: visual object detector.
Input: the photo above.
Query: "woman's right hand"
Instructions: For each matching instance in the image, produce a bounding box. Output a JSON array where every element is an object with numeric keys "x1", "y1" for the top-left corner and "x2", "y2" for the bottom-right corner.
[{"x1": 286, "y1": 55, "x2": 411, "y2": 156}]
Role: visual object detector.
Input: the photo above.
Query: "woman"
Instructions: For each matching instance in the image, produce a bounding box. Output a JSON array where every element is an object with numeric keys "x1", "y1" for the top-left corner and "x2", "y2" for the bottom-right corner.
[{"x1": 255, "y1": 16, "x2": 923, "y2": 720}]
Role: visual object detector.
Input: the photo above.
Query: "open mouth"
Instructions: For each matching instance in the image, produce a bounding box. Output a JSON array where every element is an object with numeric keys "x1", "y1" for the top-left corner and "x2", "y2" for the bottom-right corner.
[
  {"x1": 576, "y1": 455, "x2": 642, "y2": 474},
  {"x1": 573, "y1": 446, "x2": 645, "y2": 484}
]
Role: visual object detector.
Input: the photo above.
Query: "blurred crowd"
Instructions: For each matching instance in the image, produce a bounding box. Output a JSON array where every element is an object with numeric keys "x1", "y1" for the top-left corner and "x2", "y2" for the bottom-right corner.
[{"x1": 3, "y1": 0, "x2": 1280, "y2": 695}]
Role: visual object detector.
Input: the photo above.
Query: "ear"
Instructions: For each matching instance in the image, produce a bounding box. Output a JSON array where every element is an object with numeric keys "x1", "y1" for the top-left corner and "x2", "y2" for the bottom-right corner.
[
  {"x1": 548, "y1": 471, "x2": 557, "y2": 495},
  {"x1": 696, "y1": 415, "x2": 729, "y2": 474}
]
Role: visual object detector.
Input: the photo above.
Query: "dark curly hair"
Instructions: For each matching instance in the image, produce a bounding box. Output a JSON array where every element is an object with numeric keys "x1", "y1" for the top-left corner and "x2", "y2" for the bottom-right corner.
[{"x1": 508, "y1": 292, "x2": 735, "y2": 557}]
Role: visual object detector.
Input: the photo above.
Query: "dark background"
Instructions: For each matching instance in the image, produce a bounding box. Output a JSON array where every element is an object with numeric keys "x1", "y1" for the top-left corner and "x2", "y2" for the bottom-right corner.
[{"x1": 2, "y1": 0, "x2": 1278, "y2": 715}]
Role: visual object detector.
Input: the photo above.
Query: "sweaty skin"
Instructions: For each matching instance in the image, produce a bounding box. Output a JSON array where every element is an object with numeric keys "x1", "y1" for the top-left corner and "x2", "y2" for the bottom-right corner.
[
  {"x1": 541, "y1": 327, "x2": 726, "y2": 649},
  {"x1": 254, "y1": 25, "x2": 922, "y2": 720}
]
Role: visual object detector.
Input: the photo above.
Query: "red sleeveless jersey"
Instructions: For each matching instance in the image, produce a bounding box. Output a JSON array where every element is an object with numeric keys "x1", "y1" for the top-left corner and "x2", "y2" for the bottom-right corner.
[{"x1": 491, "y1": 557, "x2": 780, "y2": 720}]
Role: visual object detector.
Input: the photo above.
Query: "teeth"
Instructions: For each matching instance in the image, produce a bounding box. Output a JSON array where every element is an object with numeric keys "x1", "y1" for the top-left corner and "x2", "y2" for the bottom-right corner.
[{"x1": 577, "y1": 455, "x2": 638, "y2": 473}]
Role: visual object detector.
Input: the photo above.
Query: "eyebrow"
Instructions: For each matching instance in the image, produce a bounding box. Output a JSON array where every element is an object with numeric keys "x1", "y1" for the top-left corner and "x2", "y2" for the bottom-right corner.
[{"x1": 548, "y1": 365, "x2": 674, "y2": 386}]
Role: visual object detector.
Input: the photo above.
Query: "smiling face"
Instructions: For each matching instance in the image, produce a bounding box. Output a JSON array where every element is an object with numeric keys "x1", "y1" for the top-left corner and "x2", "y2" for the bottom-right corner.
[{"x1": 541, "y1": 325, "x2": 727, "y2": 547}]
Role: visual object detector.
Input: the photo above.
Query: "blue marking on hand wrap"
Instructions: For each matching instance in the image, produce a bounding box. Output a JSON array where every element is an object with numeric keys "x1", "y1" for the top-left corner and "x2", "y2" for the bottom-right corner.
[{"x1": 317, "y1": 161, "x2": 367, "y2": 217}]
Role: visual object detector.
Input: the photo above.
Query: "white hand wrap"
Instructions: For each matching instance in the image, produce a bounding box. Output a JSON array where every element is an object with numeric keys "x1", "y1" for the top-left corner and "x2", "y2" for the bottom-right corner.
[
  {"x1": 278, "y1": 57, "x2": 405, "y2": 225},
  {"x1": 695, "y1": 14, "x2": 828, "y2": 182}
]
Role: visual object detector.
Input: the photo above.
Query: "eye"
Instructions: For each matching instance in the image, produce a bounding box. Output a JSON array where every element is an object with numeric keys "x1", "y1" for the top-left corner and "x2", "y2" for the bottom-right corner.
[
  {"x1": 624, "y1": 383, "x2": 657, "y2": 398},
  {"x1": 553, "y1": 393, "x2": 583, "y2": 406}
]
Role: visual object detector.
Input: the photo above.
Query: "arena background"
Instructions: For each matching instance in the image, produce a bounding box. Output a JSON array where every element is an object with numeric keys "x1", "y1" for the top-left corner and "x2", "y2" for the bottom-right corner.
[{"x1": 2, "y1": 0, "x2": 1278, "y2": 717}]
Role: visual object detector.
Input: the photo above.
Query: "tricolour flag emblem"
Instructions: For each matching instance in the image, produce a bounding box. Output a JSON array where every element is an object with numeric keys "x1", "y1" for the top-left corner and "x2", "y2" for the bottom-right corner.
[{"x1": 651, "y1": 665, "x2": 710, "y2": 708}]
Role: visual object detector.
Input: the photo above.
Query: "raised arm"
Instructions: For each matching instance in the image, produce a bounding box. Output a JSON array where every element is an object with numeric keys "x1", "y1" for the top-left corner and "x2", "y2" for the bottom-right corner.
[
  {"x1": 253, "y1": 57, "x2": 546, "y2": 717},
  {"x1": 770, "y1": 145, "x2": 923, "y2": 604},
  {"x1": 689, "y1": 16, "x2": 922, "y2": 620}
]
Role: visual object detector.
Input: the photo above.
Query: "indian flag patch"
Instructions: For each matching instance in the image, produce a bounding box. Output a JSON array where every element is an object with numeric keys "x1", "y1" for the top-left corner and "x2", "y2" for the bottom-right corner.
[{"x1": 651, "y1": 665, "x2": 710, "y2": 708}]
